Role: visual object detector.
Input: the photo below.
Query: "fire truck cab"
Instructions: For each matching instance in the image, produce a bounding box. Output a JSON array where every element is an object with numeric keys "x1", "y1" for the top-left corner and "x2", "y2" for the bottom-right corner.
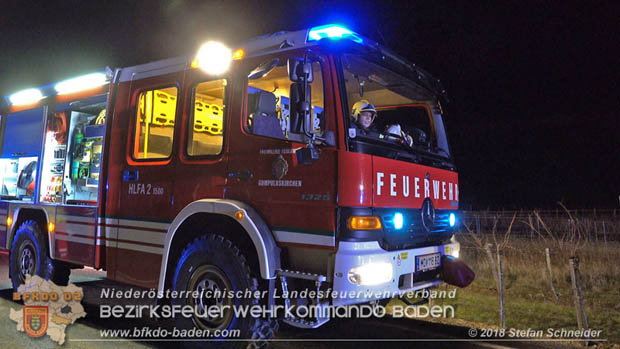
[{"x1": 1, "y1": 25, "x2": 467, "y2": 341}]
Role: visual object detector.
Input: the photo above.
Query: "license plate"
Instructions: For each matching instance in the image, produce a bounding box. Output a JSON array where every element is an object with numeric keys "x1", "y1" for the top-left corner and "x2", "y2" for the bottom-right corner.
[{"x1": 416, "y1": 253, "x2": 441, "y2": 272}]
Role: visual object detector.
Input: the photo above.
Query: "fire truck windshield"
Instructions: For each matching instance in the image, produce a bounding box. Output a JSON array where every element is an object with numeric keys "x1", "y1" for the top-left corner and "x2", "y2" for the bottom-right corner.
[{"x1": 341, "y1": 54, "x2": 453, "y2": 168}]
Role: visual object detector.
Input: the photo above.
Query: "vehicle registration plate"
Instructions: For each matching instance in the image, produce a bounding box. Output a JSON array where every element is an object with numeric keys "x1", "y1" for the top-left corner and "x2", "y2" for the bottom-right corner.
[{"x1": 416, "y1": 253, "x2": 441, "y2": 272}]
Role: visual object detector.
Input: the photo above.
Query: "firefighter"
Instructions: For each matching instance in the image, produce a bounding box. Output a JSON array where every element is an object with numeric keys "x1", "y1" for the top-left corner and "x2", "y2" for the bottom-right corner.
[
  {"x1": 350, "y1": 99, "x2": 378, "y2": 134},
  {"x1": 351, "y1": 99, "x2": 413, "y2": 146}
]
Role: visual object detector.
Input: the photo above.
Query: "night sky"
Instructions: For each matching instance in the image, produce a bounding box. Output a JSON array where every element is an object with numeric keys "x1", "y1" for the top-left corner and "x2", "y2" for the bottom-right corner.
[{"x1": 1, "y1": 1, "x2": 618, "y2": 209}]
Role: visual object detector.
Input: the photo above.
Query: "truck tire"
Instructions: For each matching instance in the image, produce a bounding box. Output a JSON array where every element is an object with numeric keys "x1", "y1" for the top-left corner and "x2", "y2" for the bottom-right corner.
[
  {"x1": 172, "y1": 234, "x2": 278, "y2": 347},
  {"x1": 9, "y1": 220, "x2": 70, "y2": 291}
]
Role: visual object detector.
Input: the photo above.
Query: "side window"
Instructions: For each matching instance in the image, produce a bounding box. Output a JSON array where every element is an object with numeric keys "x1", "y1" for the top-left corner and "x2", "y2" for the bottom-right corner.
[
  {"x1": 246, "y1": 59, "x2": 324, "y2": 140},
  {"x1": 187, "y1": 79, "x2": 227, "y2": 156},
  {"x1": 133, "y1": 87, "x2": 178, "y2": 160}
]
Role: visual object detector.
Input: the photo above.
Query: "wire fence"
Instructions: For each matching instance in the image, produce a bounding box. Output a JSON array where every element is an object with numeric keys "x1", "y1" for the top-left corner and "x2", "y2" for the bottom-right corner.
[{"x1": 459, "y1": 209, "x2": 620, "y2": 242}]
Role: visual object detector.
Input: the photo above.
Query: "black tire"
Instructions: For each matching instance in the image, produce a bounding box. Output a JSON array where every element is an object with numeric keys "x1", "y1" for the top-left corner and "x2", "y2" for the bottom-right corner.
[
  {"x1": 172, "y1": 234, "x2": 278, "y2": 347},
  {"x1": 9, "y1": 220, "x2": 70, "y2": 291}
]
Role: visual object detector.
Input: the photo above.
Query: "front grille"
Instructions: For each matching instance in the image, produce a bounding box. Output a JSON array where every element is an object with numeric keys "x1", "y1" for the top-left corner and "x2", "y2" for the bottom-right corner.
[{"x1": 375, "y1": 208, "x2": 455, "y2": 251}]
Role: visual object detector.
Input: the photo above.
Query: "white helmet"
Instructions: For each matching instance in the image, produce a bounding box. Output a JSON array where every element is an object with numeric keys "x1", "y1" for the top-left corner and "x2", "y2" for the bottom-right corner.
[{"x1": 385, "y1": 124, "x2": 402, "y2": 141}]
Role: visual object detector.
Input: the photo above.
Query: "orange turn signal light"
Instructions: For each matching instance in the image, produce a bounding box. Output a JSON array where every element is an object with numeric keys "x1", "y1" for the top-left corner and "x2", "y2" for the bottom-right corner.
[
  {"x1": 6, "y1": 216, "x2": 12, "y2": 227},
  {"x1": 232, "y1": 49, "x2": 245, "y2": 60},
  {"x1": 48, "y1": 222, "x2": 55, "y2": 232},
  {"x1": 347, "y1": 216, "x2": 382, "y2": 230},
  {"x1": 235, "y1": 210, "x2": 245, "y2": 220}
]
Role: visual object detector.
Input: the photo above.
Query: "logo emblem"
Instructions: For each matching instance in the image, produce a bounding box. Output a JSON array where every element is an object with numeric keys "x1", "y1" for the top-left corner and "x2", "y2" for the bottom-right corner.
[
  {"x1": 272, "y1": 155, "x2": 289, "y2": 179},
  {"x1": 23, "y1": 306, "x2": 48, "y2": 338},
  {"x1": 421, "y1": 198, "x2": 435, "y2": 232}
]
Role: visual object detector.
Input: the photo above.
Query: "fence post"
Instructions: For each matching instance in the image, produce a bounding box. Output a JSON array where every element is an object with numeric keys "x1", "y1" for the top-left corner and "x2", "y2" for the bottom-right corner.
[
  {"x1": 594, "y1": 221, "x2": 598, "y2": 243},
  {"x1": 476, "y1": 215, "x2": 481, "y2": 235},
  {"x1": 497, "y1": 250, "x2": 505, "y2": 328},
  {"x1": 545, "y1": 248, "x2": 559, "y2": 301},
  {"x1": 569, "y1": 256, "x2": 589, "y2": 346},
  {"x1": 602, "y1": 221, "x2": 607, "y2": 244},
  {"x1": 485, "y1": 243, "x2": 499, "y2": 284},
  {"x1": 569, "y1": 257, "x2": 583, "y2": 330}
]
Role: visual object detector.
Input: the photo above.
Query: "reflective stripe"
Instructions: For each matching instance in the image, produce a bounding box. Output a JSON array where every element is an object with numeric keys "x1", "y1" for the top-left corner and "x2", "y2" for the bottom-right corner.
[{"x1": 273, "y1": 230, "x2": 335, "y2": 247}]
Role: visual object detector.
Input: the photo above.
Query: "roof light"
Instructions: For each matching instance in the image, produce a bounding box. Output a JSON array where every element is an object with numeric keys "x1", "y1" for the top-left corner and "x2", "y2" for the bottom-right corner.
[
  {"x1": 308, "y1": 24, "x2": 363, "y2": 44},
  {"x1": 193, "y1": 41, "x2": 232, "y2": 75},
  {"x1": 55, "y1": 72, "x2": 108, "y2": 95},
  {"x1": 9, "y1": 88, "x2": 43, "y2": 106},
  {"x1": 232, "y1": 49, "x2": 245, "y2": 60}
]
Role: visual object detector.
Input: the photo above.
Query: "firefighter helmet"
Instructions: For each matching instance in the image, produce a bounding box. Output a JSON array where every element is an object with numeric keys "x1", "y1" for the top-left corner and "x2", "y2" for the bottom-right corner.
[{"x1": 351, "y1": 99, "x2": 377, "y2": 122}]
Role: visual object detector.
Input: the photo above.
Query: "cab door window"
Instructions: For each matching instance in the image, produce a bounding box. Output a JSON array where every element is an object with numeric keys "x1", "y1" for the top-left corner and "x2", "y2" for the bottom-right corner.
[
  {"x1": 133, "y1": 87, "x2": 178, "y2": 160},
  {"x1": 246, "y1": 58, "x2": 324, "y2": 140}
]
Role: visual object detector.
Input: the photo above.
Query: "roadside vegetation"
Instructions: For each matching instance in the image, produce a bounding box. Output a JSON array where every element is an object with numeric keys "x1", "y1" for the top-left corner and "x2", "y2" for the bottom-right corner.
[{"x1": 403, "y1": 208, "x2": 620, "y2": 345}]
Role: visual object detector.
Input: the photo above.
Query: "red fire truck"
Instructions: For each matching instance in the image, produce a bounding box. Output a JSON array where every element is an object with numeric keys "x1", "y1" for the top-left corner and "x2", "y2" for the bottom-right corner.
[{"x1": 1, "y1": 25, "x2": 469, "y2": 340}]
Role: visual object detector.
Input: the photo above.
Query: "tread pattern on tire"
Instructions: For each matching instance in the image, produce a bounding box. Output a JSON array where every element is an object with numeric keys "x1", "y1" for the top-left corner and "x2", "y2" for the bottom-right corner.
[
  {"x1": 176, "y1": 234, "x2": 278, "y2": 346},
  {"x1": 9, "y1": 220, "x2": 70, "y2": 290}
]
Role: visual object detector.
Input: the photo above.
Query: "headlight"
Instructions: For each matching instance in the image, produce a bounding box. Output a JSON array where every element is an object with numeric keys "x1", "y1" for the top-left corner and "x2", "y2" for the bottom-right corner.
[{"x1": 348, "y1": 262, "x2": 393, "y2": 286}]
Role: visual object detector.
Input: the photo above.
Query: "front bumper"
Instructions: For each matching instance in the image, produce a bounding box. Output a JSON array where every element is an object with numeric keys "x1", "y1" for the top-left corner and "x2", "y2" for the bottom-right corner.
[{"x1": 332, "y1": 240, "x2": 459, "y2": 306}]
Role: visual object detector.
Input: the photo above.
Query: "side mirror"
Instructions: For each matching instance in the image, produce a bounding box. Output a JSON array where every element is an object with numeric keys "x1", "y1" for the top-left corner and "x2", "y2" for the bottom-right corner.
[
  {"x1": 289, "y1": 82, "x2": 311, "y2": 134},
  {"x1": 287, "y1": 58, "x2": 313, "y2": 83}
]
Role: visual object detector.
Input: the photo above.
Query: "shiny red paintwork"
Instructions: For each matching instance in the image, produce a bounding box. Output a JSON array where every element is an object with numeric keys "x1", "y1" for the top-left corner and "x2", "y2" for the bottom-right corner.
[{"x1": 1, "y1": 50, "x2": 458, "y2": 290}]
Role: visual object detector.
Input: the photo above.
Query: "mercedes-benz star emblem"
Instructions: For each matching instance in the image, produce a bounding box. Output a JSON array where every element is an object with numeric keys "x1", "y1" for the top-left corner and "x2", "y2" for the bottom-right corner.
[{"x1": 421, "y1": 198, "x2": 435, "y2": 232}]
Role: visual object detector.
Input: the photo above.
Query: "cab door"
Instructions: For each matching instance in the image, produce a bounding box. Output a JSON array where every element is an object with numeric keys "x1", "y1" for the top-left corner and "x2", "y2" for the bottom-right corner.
[
  {"x1": 225, "y1": 52, "x2": 338, "y2": 251},
  {"x1": 107, "y1": 70, "x2": 184, "y2": 287}
]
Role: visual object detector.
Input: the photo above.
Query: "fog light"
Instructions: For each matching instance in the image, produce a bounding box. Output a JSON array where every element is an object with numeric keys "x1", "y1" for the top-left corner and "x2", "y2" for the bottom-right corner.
[
  {"x1": 449, "y1": 213, "x2": 456, "y2": 227},
  {"x1": 348, "y1": 262, "x2": 393, "y2": 286}
]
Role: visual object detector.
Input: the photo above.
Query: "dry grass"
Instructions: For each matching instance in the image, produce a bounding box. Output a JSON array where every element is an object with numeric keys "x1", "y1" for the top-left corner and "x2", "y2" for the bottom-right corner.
[{"x1": 447, "y1": 208, "x2": 620, "y2": 343}]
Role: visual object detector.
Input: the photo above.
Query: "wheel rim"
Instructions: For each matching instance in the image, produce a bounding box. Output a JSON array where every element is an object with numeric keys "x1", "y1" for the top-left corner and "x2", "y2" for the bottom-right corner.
[
  {"x1": 19, "y1": 240, "x2": 37, "y2": 282},
  {"x1": 187, "y1": 265, "x2": 234, "y2": 330}
]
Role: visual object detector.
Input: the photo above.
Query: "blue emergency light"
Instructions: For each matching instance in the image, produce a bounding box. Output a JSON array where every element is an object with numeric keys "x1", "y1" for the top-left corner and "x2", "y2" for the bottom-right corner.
[
  {"x1": 393, "y1": 213, "x2": 404, "y2": 230},
  {"x1": 307, "y1": 24, "x2": 363, "y2": 44},
  {"x1": 449, "y1": 213, "x2": 456, "y2": 227}
]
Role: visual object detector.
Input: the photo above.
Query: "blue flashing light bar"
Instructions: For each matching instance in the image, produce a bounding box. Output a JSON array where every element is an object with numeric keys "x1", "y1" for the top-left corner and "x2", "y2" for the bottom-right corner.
[{"x1": 307, "y1": 24, "x2": 363, "y2": 44}]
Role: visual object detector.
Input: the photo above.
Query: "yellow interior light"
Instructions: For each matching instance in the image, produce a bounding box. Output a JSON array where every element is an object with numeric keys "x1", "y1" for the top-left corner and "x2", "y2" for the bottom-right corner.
[
  {"x1": 235, "y1": 210, "x2": 245, "y2": 221},
  {"x1": 6, "y1": 217, "x2": 12, "y2": 227},
  {"x1": 347, "y1": 216, "x2": 382, "y2": 230},
  {"x1": 48, "y1": 222, "x2": 55, "y2": 232},
  {"x1": 232, "y1": 49, "x2": 245, "y2": 60}
]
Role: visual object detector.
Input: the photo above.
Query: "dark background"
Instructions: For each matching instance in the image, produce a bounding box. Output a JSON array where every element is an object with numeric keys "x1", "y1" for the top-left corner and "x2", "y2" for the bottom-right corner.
[{"x1": 1, "y1": 0, "x2": 618, "y2": 209}]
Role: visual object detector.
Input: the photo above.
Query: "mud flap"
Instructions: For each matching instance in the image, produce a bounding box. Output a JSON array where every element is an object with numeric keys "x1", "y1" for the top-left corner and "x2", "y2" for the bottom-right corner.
[{"x1": 441, "y1": 255, "x2": 475, "y2": 288}]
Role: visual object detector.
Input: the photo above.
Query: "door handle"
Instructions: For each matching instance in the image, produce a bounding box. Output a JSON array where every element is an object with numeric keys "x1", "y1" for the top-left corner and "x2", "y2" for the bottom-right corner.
[
  {"x1": 227, "y1": 170, "x2": 253, "y2": 180},
  {"x1": 123, "y1": 169, "x2": 139, "y2": 182}
]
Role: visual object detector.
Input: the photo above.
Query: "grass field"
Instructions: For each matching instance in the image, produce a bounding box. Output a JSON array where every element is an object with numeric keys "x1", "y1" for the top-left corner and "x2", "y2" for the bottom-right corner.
[{"x1": 401, "y1": 210, "x2": 620, "y2": 346}]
